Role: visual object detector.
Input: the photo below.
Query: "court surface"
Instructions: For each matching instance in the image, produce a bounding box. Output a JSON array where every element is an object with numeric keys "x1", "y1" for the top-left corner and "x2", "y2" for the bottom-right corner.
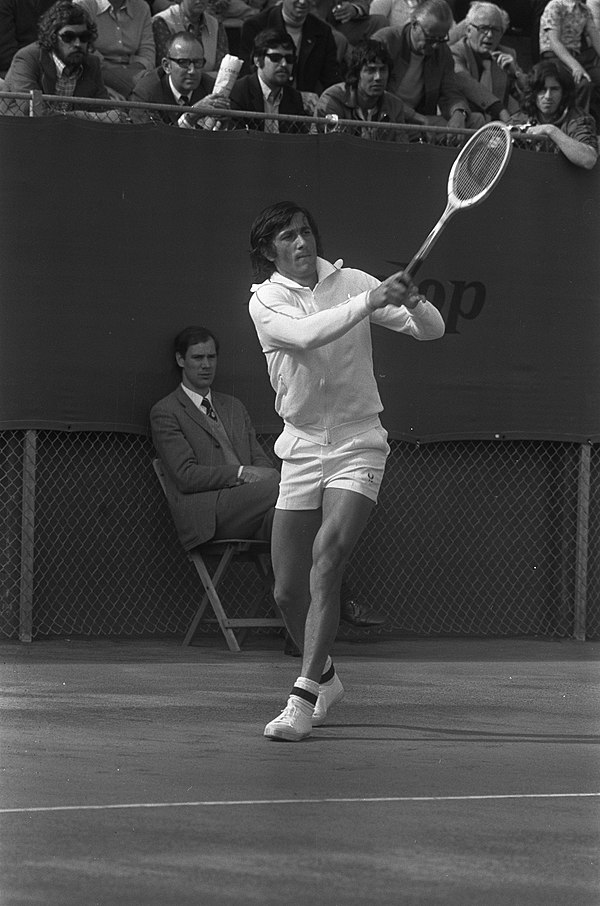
[{"x1": 1, "y1": 636, "x2": 599, "y2": 905}]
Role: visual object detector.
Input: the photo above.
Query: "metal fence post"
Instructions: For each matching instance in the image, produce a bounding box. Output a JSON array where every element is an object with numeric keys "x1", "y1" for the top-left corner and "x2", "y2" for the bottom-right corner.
[
  {"x1": 29, "y1": 89, "x2": 44, "y2": 117},
  {"x1": 573, "y1": 442, "x2": 591, "y2": 640},
  {"x1": 19, "y1": 429, "x2": 37, "y2": 642}
]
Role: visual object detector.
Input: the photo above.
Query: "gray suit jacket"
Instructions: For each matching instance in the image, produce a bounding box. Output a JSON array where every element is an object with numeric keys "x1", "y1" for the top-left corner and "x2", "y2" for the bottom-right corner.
[{"x1": 150, "y1": 386, "x2": 274, "y2": 549}]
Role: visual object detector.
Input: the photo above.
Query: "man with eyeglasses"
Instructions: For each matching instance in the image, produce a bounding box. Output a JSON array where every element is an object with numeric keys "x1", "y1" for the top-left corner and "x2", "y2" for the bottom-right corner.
[
  {"x1": 151, "y1": 0, "x2": 228, "y2": 81},
  {"x1": 373, "y1": 0, "x2": 481, "y2": 130},
  {"x1": 130, "y1": 30, "x2": 230, "y2": 123},
  {"x1": 3, "y1": 0, "x2": 112, "y2": 114},
  {"x1": 229, "y1": 28, "x2": 306, "y2": 131},
  {"x1": 450, "y1": 1, "x2": 525, "y2": 123}
]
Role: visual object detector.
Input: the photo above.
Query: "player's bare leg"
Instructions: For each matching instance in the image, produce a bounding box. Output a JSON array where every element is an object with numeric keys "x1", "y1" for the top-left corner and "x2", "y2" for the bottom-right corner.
[
  {"x1": 302, "y1": 487, "x2": 375, "y2": 681},
  {"x1": 264, "y1": 489, "x2": 374, "y2": 740}
]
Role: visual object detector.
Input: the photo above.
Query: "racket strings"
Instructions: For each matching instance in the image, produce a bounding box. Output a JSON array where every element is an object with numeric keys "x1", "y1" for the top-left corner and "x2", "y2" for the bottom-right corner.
[{"x1": 452, "y1": 125, "x2": 511, "y2": 202}]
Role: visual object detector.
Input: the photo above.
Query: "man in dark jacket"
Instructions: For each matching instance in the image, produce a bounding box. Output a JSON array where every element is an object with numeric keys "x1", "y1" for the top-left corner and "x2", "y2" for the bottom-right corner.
[
  {"x1": 239, "y1": 0, "x2": 340, "y2": 106},
  {"x1": 230, "y1": 28, "x2": 307, "y2": 131},
  {"x1": 3, "y1": 0, "x2": 111, "y2": 114},
  {"x1": 130, "y1": 31, "x2": 230, "y2": 124},
  {"x1": 0, "y1": 0, "x2": 56, "y2": 76}
]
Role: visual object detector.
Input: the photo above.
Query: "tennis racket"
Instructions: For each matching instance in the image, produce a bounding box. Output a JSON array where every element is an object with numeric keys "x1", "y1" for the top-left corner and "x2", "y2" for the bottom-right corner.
[{"x1": 405, "y1": 121, "x2": 513, "y2": 277}]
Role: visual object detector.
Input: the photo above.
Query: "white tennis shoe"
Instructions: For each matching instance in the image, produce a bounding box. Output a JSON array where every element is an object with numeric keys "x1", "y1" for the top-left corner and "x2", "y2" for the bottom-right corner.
[
  {"x1": 264, "y1": 695, "x2": 314, "y2": 741},
  {"x1": 312, "y1": 673, "x2": 345, "y2": 726}
]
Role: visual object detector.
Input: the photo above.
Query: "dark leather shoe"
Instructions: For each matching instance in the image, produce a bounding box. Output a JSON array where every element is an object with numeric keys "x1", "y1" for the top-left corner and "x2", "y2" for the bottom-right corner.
[{"x1": 340, "y1": 597, "x2": 386, "y2": 627}]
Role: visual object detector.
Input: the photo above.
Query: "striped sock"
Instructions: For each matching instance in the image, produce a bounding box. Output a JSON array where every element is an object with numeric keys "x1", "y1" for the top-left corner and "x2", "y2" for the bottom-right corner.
[
  {"x1": 291, "y1": 676, "x2": 319, "y2": 707},
  {"x1": 320, "y1": 660, "x2": 335, "y2": 685}
]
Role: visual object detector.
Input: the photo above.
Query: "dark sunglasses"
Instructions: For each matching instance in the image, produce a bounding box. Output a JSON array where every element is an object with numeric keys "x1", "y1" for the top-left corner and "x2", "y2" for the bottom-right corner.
[
  {"x1": 58, "y1": 29, "x2": 91, "y2": 44},
  {"x1": 167, "y1": 56, "x2": 205, "y2": 70},
  {"x1": 264, "y1": 52, "x2": 295, "y2": 64}
]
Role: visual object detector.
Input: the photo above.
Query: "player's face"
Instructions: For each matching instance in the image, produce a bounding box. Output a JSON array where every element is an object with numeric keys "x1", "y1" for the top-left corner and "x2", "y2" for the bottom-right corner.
[
  {"x1": 466, "y1": 13, "x2": 503, "y2": 54},
  {"x1": 55, "y1": 25, "x2": 90, "y2": 66},
  {"x1": 357, "y1": 60, "x2": 389, "y2": 102},
  {"x1": 281, "y1": 0, "x2": 314, "y2": 26},
  {"x1": 176, "y1": 339, "x2": 218, "y2": 394},
  {"x1": 535, "y1": 76, "x2": 563, "y2": 120},
  {"x1": 257, "y1": 45, "x2": 295, "y2": 89},
  {"x1": 267, "y1": 212, "x2": 318, "y2": 286},
  {"x1": 163, "y1": 38, "x2": 205, "y2": 94}
]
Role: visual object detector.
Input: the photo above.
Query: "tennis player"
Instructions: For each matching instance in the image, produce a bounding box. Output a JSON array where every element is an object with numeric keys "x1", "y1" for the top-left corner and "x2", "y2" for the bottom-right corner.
[{"x1": 248, "y1": 201, "x2": 445, "y2": 741}]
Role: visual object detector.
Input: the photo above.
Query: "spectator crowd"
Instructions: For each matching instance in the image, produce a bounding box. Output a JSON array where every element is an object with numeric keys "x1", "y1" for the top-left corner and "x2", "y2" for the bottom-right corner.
[{"x1": 0, "y1": 0, "x2": 597, "y2": 165}]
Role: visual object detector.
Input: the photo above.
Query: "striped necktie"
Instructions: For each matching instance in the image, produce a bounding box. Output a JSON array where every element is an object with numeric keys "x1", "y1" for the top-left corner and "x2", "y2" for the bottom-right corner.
[{"x1": 201, "y1": 398, "x2": 217, "y2": 421}]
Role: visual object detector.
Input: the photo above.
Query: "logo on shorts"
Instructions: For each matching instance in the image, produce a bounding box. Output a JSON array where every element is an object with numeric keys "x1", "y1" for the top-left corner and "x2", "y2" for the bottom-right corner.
[{"x1": 367, "y1": 471, "x2": 374, "y2": 484}]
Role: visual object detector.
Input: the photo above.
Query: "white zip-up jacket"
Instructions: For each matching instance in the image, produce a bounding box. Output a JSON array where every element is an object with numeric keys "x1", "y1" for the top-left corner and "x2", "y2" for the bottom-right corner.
[{"x1": 249, "y1": 257, "x2": 445, "y2": 443}]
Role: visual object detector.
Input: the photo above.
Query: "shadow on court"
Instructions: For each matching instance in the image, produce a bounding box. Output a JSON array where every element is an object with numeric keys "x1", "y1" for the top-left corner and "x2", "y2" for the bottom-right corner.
[{"x1": 1, "y1": 637, "x2": 598, "y2": 905}]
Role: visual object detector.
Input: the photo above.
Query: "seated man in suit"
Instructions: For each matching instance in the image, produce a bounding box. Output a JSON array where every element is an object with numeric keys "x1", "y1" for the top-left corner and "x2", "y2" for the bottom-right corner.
[
  {"x1": 373, "y1": 0, "x2": 482, "y2": 129},
  {"x1": 151, "y1": 0, "x2": 228, "y2": 79},
  {"x1": 151, "y1": 326, "x2": 387, "y2": 633},
  {"x1": 151, "y1": 326, "x2": 280, "y2": 551},
  {"x1": 129, "y1": 30, "x2": 230, "y2": 123},
  {"x1": 230, "y1": 28, "x2": 307, "y2": 130},
  {"x1": 450, "y1": 1, "x2": 525, "y2": 123},
  {"x1": 239, "y1": 0, "x2": 341, "y2": 111}
]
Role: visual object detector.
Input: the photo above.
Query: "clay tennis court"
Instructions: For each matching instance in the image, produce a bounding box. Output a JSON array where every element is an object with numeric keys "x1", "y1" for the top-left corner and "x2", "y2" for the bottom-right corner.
[{"x1": 2, "y1": 635, "x2": 598, "y2": 905}]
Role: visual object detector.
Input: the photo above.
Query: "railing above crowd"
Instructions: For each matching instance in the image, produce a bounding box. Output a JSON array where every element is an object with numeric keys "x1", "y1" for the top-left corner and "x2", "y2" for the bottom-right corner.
[{"x1": 0, "y1": 88, "x2": 550, "y2": 150}]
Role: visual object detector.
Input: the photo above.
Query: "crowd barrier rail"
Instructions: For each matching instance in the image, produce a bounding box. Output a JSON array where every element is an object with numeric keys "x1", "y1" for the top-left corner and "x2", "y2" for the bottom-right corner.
[{"x1": 0, "y1": 88, "x2": 551, "y2": 147}]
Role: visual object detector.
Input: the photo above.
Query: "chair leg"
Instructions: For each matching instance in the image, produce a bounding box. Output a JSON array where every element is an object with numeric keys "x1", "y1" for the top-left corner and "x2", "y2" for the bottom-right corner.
[{"x1": 185, "y1": 548, "x2": 241, "y2": 651}]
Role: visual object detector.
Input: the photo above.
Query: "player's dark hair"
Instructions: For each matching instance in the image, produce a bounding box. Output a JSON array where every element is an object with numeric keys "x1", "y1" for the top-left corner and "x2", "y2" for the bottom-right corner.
[
  {"x1": 345, "y1": 39, "x2": 393, "y2": 89},
  {"x1": 521, "y1": 59, "x2": 576, "y2": 120},
  {"x1": 38, "y1": 1, "x2": 97, "y2": 51},
  {"x1": 252, "y1": 28, "x2": 295, "y2": 67},
  {"x1": 249, "y1": 201, "x2": 322, "y2": 280},
  {"x1": 174, "y1": 326, "x2": 220, "y2": 359}
]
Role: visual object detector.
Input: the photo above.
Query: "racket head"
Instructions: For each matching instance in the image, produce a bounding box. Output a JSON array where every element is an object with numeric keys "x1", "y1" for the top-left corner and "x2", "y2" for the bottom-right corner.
[{"x1": 447, "y1": 121, "x2": 513, "y2": 210}]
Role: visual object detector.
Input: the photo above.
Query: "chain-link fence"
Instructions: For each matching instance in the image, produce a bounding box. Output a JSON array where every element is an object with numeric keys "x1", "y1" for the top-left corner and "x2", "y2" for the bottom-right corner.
[
  {"x1": 1, "y1": 429, "x2": 597, "y2": 642},
  {"x1": 0, "y1": 90, "x2": 557, "y2": 150}
]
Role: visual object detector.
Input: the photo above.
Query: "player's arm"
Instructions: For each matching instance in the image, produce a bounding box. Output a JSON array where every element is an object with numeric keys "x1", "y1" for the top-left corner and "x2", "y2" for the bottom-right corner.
[{"x1": 249, "y1": 283, "x2": 377, "y2": 351}]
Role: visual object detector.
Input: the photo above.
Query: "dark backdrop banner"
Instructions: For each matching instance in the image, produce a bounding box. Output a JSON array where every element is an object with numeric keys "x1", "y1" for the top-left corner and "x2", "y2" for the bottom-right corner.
[{"x1": 0, "y1": 117, "x2": 598, "y2": 442}]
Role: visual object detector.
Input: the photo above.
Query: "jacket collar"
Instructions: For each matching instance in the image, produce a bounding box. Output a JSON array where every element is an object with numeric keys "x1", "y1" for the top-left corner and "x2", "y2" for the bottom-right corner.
[{"x1": 251, "y1": 257, "x2": 342, "y2": 292}]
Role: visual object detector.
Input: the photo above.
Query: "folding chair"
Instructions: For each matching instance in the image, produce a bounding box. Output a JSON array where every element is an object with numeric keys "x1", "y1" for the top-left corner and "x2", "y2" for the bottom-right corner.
[{"x1": 152, "y1": 459, "x2": 284, "y2": 651}]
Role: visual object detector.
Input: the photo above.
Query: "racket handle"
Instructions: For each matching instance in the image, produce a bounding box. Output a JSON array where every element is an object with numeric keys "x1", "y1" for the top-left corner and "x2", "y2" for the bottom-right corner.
[{"x1": 404, "y1": 256, "x2": 423, "y2": 278}]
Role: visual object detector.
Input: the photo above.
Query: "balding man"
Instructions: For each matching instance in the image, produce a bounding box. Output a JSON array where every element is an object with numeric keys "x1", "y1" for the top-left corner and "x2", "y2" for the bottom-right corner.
[
  {"x1": 129, "y1": 30, "x2": 229, "y2": 124},
  {"x1": 373, "y1": 0, "x2": 482, "y2": 129},
  {"x1": 450, "y1": 1, "x2": 524, "y2": 122}
]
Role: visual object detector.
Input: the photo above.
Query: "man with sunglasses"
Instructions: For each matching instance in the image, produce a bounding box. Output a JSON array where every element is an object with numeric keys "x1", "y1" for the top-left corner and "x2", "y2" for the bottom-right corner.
[
  {"x1": 451, "y1": 2, "x2": 525, "y2": 123},
  {"x1": 130, "y1": 30, "x2": 230, "y2": 123},
  {"x1": 3, "y1": 0, "x2": 111, "y2": 113},
  {"x1": 229, "y1": 28, "x2": 306, "y2": 132},
  {"x1": 373, "y1": 0, "x2": 481, "y2": 130}
]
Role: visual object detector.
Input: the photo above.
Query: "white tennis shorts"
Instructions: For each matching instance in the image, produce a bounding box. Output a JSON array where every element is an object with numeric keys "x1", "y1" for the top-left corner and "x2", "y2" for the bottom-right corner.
[{"x1": 274, "y1": 424, "x2": 390, "y2": 510}]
